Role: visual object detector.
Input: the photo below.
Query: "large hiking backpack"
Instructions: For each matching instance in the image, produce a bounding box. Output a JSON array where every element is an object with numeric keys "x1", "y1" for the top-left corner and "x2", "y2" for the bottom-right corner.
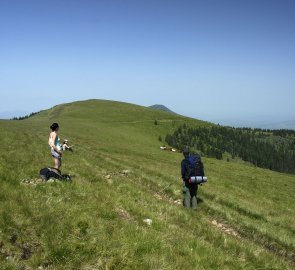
[
  {"x1": 39, "y1": 167, "x2": 71, "y2": 182},
  {"x1": 184, "y1": 154, "x2": 205, "y2": 183}
]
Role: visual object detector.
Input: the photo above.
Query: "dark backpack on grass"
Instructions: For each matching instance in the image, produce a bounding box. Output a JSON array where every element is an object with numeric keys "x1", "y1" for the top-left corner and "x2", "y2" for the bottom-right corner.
[
  {"x1": 184, "y1": 154, "x2": 204, "y2": 180},
  {"x1": 39, "y1": 167, "x2": 71, "y2": 181}
]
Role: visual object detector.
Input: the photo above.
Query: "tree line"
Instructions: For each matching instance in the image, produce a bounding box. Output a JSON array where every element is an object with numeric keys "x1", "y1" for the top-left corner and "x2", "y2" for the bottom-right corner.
[
  {"x1": 165, "y1": 124, "x2": 295, "y2": 174},
  {"x1": 11, "y1": 111, "x2": 40, "y2": 120}
]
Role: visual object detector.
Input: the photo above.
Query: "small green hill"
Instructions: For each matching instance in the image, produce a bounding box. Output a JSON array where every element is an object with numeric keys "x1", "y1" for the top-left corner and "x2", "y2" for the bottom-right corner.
[
  {"x1": 149, "y1": 104, "x2": 176, "y2": 114},
  {"x1": 0, "y1": 99, "x2": 294, "y2": 269}
]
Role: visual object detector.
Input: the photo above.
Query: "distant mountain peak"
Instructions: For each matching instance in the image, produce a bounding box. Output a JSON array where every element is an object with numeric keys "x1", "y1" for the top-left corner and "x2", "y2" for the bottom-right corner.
[{"x1": 149, "y1": 104, "x2": 175, "y2": 114}]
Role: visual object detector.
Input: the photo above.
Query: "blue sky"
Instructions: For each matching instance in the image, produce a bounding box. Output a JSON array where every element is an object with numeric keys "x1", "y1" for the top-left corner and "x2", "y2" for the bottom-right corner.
[{"x1": 0, "y1": 0, "x2": 294, "y2": 126}]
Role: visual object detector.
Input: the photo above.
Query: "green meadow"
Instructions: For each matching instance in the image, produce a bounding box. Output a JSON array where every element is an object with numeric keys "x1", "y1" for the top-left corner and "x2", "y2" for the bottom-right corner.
[{"x1": 0, "y1": 99, "x2": 294, "y2": 269}]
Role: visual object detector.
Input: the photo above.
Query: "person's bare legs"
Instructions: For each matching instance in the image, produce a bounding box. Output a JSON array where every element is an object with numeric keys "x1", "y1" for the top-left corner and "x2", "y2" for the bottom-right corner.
[{"x1": 53, "y1": 157, "x2": 61, "y2": 170}]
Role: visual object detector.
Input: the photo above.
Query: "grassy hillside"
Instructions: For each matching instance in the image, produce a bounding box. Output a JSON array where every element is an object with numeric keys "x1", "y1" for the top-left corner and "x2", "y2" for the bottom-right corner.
[{"x1": 0, "y1": 99, "x2": 294, "y2": 270}]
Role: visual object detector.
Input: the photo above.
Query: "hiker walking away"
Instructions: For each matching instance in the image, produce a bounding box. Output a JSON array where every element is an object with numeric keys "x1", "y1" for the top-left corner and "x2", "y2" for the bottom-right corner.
[
  {"x1": 181, "y1": 148, "x2": 204, "y2": 210},
  {"x1": 48, "y1": 123, "x2": 62, "y2": 170}
]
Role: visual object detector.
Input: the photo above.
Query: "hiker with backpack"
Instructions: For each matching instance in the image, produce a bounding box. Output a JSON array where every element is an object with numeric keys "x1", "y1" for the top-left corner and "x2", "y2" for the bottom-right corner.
[
  {"x1": 48, "y1": 123, "x2": 62, "y2": 170},
  {"x1": 181, "y1": 148, "x2": 205, "y2": 209}
]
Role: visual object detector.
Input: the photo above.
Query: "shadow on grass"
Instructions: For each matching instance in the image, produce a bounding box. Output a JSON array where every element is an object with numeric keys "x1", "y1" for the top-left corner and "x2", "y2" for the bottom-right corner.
[{"x1": 197, "y1": 197, "x2": 204, "y2": 204}]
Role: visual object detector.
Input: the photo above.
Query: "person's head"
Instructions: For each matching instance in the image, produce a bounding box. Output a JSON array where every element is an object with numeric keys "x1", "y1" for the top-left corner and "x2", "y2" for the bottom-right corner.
[
  {"x1": 50, "y1": 123, "x2": 59, "y2": 131},
  {"x1": 182, "y1": 147, "x2": 190, "y2": 158},
  {"x1": 63, "y1": 139, "x2": 68, "y2": 144}
]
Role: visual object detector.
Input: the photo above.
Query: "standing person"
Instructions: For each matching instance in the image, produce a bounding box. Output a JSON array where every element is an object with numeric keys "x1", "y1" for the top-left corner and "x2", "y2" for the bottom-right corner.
[
  {"x1": 181, "y1": 148, "x2": 204, "y2": 210},
  {"x1": 48, "y1": 123, "x2": 62, "y2": 170},
  {"x1": 62, "y1": 139, "x2": 73, "y2": 152}
]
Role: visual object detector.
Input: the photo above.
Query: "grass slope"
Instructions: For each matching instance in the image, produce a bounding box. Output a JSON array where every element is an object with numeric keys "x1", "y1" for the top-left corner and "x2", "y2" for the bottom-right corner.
[{"x1": 0, "y1": 99, "x2": 294, "y2": 270}]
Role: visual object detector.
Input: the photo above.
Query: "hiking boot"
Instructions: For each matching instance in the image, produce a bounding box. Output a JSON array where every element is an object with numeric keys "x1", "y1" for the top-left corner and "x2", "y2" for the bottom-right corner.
[{"x1": 191, "y1": 196, "x2": 197, "y2": 210}]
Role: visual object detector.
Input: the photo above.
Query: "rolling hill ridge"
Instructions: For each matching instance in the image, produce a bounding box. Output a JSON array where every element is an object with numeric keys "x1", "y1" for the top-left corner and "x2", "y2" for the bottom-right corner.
[{"x1": 0, "y1": 99, "x2": 294, "y2": 269}]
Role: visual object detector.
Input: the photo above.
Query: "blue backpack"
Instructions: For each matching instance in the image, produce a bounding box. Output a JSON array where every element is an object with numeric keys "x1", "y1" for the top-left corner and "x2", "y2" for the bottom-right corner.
[{"x1": 184, "y1": 154, "x2": 204, "y2": 180}]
